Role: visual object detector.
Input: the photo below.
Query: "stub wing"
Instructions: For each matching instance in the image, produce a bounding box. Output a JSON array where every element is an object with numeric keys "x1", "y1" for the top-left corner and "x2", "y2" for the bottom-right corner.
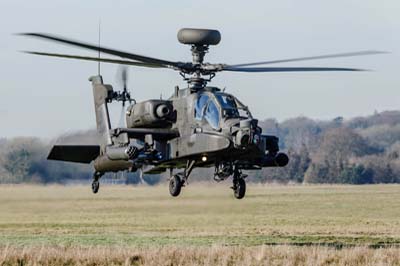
[
  {"x1": 47, "y1": 145, "x2": 100, "y2": 164},
  {"x1": 112, "y1": 128, "x2": 179, "y2": 141}
]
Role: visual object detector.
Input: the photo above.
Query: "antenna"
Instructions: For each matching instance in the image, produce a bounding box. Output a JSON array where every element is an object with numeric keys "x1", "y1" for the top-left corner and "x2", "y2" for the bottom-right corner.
[{"x1": 98, "y1": 19, "x2": 101, "y2": 75}]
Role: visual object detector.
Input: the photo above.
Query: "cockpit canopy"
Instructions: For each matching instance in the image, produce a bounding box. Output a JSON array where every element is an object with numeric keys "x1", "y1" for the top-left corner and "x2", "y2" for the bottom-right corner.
[
  {"x1": 195, "y1": 91, "x2": 250, "y2": 129},
  {"x1": 215, "y1": 93, "x2": 240, "y2": 118}
]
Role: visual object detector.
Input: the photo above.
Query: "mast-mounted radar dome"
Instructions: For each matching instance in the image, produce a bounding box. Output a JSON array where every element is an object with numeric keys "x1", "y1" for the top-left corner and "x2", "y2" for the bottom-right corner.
[{"x1": 177, "y1": 28, "x2": 221, "y2": 46}]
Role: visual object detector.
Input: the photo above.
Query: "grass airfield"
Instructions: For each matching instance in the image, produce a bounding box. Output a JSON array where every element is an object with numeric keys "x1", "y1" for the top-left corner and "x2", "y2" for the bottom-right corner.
[{"x1": 1, "y1": 184, "x2": 400, "y2": 265}]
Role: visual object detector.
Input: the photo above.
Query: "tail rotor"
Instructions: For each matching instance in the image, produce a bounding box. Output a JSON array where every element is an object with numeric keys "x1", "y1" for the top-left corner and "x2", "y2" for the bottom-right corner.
[{"x1": 116, "y1": 66, "x2": 133, "y2": 108}]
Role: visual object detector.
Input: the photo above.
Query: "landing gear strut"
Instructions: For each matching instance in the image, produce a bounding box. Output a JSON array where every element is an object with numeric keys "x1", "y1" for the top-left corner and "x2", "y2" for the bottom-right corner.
[
  {"x1": 92, "y1": 172, "x2": 103, "y2": 194},
  {"x1": 232, "y1": 168, "x2": 247, "y2": 199},
  {"x1": 169, "y1": 160, "x2": 195, "y2": 197}
]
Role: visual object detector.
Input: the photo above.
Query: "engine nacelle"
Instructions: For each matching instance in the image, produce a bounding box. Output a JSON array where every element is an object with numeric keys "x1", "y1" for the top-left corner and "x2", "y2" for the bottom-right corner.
[{"x1": 126, "y1": 100, "x2": 174, "y2": 128}]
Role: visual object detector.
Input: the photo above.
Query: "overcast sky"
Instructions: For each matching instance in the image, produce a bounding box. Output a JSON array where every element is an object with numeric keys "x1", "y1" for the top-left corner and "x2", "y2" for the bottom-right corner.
[{"x1": 0, "y1": 0, "x2": 399, "y2": 139}]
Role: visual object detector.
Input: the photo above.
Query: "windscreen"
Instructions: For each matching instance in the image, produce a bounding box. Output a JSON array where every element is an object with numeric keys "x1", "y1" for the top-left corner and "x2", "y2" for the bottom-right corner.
[
  {"x1": 195, "y1": 94, "x2": 209, "y2": 120},
  {"x1": 204, "y1": 100, "x2": 220, "y2": 129}
]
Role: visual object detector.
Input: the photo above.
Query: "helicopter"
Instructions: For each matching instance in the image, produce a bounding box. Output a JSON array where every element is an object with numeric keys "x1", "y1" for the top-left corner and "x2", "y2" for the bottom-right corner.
[{"x1": 20, "y1": 28, "x2": 384, "y2": 199}]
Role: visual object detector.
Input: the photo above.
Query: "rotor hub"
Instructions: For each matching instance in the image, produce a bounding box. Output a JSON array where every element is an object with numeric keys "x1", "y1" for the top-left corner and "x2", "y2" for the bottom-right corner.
[{"x1": 176, "y1": 29, "x2": 222, "y2": 90}]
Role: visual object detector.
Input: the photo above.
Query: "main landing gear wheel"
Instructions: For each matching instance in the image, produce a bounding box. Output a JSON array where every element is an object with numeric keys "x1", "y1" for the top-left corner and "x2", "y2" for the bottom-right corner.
[
  {"x1": 168, "y1": 160, "x2": 195, "y2": 197},
  {"x1": 169, "y1": 175, "x2": 182, "y2": 197},
  {"x1": 233, "y1": 178, "x2": 246, "y2": 199}
]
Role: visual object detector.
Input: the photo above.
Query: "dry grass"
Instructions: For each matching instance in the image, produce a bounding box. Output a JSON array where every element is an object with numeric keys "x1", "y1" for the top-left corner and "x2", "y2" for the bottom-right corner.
[
  {"x1": 1, "y1": 245, "x2": 400, "y2": 266},
  {"x1": 0, "y1": 184, "x2": 400, "y2": 265}
]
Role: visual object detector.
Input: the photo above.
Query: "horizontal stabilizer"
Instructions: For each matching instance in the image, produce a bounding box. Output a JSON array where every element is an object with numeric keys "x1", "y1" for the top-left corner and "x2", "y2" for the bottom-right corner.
[{"x1": 47, "y1": 145, "x2": 100, "y2": 164}]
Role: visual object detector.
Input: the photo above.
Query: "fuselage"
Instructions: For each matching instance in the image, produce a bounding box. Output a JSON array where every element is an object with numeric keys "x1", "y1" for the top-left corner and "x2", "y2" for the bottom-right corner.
[{"x1": 119, "y1": 85, "x2": 287, "y2": 172}]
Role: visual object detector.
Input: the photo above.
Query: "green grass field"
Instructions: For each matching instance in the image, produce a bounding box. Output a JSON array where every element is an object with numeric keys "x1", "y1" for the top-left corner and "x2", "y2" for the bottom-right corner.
[
  {"x1": 1, "y1": 184, "x2": 400, "y2": 265},
  {"x1": 1, "y1": 184, "x2": 400, "y2": 247}
]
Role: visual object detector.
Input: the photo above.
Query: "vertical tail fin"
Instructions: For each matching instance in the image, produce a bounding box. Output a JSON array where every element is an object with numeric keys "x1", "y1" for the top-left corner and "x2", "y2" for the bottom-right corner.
[{"x1": 89, "y1": 75, "x2": 113, "y2": 146}]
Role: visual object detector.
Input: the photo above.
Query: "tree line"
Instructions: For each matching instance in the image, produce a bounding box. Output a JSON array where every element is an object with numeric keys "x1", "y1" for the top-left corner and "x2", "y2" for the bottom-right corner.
[
  {"x1": 0, "y1": 110, "x2": 399, "y2": 184},
  {"x1": 257, "y1": 111, "x2": 400, "y2": 184}
]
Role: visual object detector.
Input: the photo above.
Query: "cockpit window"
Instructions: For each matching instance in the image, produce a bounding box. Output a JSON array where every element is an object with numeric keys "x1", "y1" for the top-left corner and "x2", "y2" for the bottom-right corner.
[
  {"x1": 216, "y1": 94, "x2": 236, "y2": 109},
  {"x1": 204, "y1": 100, "x2": 220, "y2": 129},
  {"x1": 215, "y1": 94, "x2": 239, "y2": 118},
  {"x1": 195, "y1": 94, "x2": 209, "y2": 120}
]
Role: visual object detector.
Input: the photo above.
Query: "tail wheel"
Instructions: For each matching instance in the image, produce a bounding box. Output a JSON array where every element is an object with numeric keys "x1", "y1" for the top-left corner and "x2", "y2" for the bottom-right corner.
[
  {"x1": 233, "y1": 178, "x2": 246, "y2": 199},
  {"x1": 169, "y1": 175, "x2": 182, "y2": 197},
  {"x1": 91, "y1": 172, "x2": 102, "y2": 194},
  {"x1": 92, "y1": 180, "x2": 100, "y2": 194}
]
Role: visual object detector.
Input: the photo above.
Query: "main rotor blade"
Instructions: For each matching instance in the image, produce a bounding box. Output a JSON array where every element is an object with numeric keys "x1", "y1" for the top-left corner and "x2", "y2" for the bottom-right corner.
[
  {"x1": 19, "y1": 33, "x2": 178, "y2": 67},
  {"x1": 23, "y1": 51, "x2": 166, "y2": 68},
  {"x1": 227, "y1": 50, "x2": 386, "y2": 68},
  {"x1": 222, "y1": 66, "x2": 365, "y2": 72}
]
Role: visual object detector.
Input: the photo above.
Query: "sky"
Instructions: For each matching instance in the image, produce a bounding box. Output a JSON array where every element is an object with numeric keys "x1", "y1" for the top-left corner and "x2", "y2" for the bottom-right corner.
[{"x1": 0, "y1": 0, "x2": 399, "y2": 139}]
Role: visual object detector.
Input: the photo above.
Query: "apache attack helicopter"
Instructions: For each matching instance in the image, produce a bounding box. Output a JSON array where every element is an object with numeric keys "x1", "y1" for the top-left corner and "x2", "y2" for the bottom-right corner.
[{"x1": 20, "y1": 28, "x2": 383, "y2": 199}]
